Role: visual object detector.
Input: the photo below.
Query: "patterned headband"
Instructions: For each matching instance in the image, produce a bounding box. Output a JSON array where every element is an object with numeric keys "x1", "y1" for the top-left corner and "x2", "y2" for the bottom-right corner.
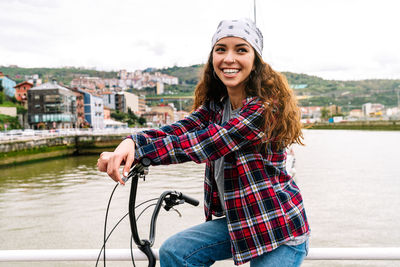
[{"x1": 211, "y1": 18, "x2": 263, "y2": 56}]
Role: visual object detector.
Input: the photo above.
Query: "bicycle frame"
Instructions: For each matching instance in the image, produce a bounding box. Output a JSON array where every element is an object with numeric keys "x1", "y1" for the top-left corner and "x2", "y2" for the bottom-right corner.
[{"x1": 125, "y1": 158, "x2": 199, "y2": 267}]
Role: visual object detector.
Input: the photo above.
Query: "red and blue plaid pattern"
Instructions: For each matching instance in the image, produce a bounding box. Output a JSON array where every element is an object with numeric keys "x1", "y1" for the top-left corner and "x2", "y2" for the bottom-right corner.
[{"x1": 130, "y1": 97, "x2": 310, "y2": 265}]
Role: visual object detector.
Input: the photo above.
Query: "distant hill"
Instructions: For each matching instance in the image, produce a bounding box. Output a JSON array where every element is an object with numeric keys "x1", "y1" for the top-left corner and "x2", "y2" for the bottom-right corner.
[
  {"x1": 159, "y1": 64, "x2": 203, "y2": 85},
  {"x1": 2, "y1": 65, "x2": 399, "y2": 110},
  {"x1": 0, "y1": 66, "x2": 117, "y2": 85},
  {"x1": 283, "y1": 71, "x2": 400, "y2": 109}
]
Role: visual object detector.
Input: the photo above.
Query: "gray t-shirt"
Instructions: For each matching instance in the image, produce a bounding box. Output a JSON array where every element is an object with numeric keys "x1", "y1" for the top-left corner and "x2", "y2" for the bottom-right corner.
[{"x1": 214, "y1": 97, "x2": 240, "y2": 211}]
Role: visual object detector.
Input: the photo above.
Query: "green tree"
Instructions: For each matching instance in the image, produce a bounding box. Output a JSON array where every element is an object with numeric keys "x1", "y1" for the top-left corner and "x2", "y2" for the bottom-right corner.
[
  {"x1": 0, "y1": 114, "x2": 21, "y2": 130},
  {"x1": 111, "y1": 111, "x2": 125, "y2": 121},
  {"x1": 126, "y1": 108, "x2": 139, "y2": 126},
  {"x1": 138, "y1": 116, "x2": 146, "y2": 125},
  {"x1": 321, "y1": 107, "x2": 330, "y2": 120}
]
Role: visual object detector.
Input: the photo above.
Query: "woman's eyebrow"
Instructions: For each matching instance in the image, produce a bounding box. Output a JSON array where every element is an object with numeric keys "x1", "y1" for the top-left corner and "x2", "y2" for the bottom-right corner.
[{"x1": 215, "y1": 43, "x2": 250, "y2": 47}]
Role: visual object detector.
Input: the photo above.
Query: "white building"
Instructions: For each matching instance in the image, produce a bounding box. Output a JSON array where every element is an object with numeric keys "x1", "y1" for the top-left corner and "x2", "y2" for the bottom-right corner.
[
  {"x1": 123, "y1": 91, "x2": 139, "y2": 113},
  {"x1": 84, "y1": 92, "x2": 104, "y2": 129},
  {"x1": 300, "y1": 106, "x2": 322, "y2": 123},
  {"x1": 386, "y1": 107, "x2": 400, "y2": 117},
  {"x1": 362, "y1": 103, "x2": 385, "y2": 117}
]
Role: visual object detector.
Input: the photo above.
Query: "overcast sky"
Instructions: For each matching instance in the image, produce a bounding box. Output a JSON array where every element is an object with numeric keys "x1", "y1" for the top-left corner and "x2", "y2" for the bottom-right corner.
[{"x1": 1, "y1": 0, "x2": 399, "y2": 80}]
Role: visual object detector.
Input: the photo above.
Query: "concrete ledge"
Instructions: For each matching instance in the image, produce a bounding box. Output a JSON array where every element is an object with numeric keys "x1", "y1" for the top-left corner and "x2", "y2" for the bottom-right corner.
[{"x1": 0, "y1": 134, "x2": 126, "y2": 167}]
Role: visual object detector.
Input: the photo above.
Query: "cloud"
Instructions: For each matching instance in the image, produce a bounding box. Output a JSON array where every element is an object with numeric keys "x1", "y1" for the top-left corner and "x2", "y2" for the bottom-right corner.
[
  {"x1": 133, "y1": 41, "x2": 166, "y2": 56},
  {"x1": 5, "y1": 0, "x2": 60, "y2": 9}
]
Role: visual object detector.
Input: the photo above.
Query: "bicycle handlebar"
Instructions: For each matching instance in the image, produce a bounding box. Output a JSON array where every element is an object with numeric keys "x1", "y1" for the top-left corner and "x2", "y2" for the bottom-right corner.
[
  {"x1": 178, "y1": 192, "x2": 200, "y2": 206},
  {"x1": 126, "y1": 158, "x2": 199, "y2": 267}
]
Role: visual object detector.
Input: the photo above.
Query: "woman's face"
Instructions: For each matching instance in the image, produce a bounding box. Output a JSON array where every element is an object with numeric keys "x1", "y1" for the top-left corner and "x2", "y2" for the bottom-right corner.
[{"x1": 212, "y1": 37, "x2": 255, "y2": 92}]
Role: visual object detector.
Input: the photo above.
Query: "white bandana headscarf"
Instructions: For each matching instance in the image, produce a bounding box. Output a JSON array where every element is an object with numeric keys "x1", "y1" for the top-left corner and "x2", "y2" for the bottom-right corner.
[{"x1": 211, "y1": 18, "x2": 264, "y2": 56}]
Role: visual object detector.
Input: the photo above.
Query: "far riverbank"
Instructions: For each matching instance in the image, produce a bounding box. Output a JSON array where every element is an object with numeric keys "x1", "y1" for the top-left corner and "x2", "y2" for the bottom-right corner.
[{"x1": 304, "y1": 120, "x2": 400, "y2": 131}]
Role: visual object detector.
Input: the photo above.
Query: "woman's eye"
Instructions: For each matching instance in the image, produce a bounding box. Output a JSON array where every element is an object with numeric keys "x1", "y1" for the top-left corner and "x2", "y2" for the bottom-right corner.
[
  {"x1": 215, "y1": 47, "x2": 225, "y2": 52},
  {"x1": 238, "y1": 48, "x2": 248, "y2": 53}
]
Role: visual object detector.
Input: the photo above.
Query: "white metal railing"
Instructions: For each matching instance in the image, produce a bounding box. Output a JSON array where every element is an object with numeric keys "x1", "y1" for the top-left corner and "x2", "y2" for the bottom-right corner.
[
  {"x1": 1, "y1": 248, "x2": 400, "y2": 262},
  {"x1": 0, "y1": 249, "x2": 157, "y2": 262}
]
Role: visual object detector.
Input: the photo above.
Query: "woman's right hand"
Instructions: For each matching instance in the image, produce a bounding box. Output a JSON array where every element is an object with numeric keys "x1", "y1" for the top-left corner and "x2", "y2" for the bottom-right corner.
[{"x1": 97, "y1": 138, "x2": 136, "y2": 185}]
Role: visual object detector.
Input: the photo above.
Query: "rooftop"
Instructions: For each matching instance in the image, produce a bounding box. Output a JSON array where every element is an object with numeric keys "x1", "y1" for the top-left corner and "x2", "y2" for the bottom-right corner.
[{"x1": 30, "y1": 81, "x2": 70, "y2": 92}]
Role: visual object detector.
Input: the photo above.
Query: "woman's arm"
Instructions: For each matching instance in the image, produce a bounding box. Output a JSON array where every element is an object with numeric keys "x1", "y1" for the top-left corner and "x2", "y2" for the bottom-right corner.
[
  {"x1": 131, "y1": 104, "x2": 211, "y2": 147},
  {"x1": 136, "y1": 97, "x2": 265, "y2": 165}
]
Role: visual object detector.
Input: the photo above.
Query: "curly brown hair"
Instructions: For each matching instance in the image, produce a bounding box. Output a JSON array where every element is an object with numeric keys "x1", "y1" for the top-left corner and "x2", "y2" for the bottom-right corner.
[{"x1": 193, "y1": 51, "x2": 304, "y2": 149}]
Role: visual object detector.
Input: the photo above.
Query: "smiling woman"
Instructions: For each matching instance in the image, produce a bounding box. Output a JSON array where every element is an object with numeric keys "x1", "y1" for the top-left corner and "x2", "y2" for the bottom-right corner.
[{"x1": 97, "y1": 18, "x2": 309, "y2": 266}]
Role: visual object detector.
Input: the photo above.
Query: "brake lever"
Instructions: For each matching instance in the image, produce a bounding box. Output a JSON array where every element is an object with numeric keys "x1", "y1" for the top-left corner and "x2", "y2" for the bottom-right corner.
[
  {"x1": 163, "y1": 192, "x2": 184, "y2": 211},
  {"x1": 170, "y1": 207, "x2": 182, "y2": 217},
  {"x1": 122, "y1": 166, "x2": 149, "y2": 183},
  {"x1": 123, "y1": 158, "x2": 151, "y2": 183}
]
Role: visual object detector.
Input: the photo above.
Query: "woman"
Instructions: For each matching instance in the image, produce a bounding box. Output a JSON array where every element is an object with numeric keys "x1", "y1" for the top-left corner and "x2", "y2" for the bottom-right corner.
[{"x1": 97, "y1": 18, "x2": 310, "y2": 266}]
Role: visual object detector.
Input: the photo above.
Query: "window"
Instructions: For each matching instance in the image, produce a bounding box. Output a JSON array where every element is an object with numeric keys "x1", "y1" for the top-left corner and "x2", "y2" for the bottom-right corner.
[
  {"x1": 45, "y1": 104, "x2": 61, "y2": 113},
  {"x1": 44, "y1": 95, "x2": 62, "y2": 102}
]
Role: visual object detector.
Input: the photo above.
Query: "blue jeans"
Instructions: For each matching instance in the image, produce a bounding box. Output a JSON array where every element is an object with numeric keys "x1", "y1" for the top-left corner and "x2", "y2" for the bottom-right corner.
[{"x1": 159, "y1": 217, "x2": 308, "y2": 267}]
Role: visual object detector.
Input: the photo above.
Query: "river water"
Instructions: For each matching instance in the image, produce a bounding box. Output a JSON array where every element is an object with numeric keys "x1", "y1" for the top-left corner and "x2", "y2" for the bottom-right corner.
[{"x1": 1, "y1": 130, "x2": 399, "y2": 267}]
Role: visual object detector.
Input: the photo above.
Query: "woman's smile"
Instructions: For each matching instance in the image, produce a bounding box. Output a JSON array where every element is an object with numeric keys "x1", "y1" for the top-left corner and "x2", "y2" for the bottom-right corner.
[{"x1": 222, "y1": 68, "x2": 240, "y2": 76}]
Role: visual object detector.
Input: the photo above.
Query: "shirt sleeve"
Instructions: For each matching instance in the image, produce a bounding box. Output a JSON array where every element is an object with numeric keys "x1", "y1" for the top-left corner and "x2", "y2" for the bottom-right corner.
[
  {"x1": 136, "y1": 97, "x2": 265, "y2": 165},
  {"x1": 129, "y1": 103, "x2": 212, "y2": 162}
]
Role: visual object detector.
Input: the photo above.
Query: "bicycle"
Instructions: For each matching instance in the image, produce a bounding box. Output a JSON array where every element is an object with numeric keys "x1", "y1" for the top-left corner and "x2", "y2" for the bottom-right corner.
[{"x1": 97, "y1": 157, "x2": 200, "y2": 267}]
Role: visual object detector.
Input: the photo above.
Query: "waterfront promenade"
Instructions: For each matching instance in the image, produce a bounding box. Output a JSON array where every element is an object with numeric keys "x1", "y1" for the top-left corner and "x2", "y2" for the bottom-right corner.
[{"x1": 0, "y1": 128, "x2": 143, "y2": 167}]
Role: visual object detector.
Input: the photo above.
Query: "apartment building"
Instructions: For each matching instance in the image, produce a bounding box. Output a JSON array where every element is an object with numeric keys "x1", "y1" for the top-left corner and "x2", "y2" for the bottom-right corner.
[
  {"x1": 83, "y1": 91, "x2": 104, "y2": 129},
  {"x1": 28, "y1": 81, "x2": 76, "y2": 129}
]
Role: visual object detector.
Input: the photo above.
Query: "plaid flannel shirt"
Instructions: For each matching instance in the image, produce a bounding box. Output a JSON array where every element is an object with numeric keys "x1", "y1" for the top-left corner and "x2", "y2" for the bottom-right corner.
[{"x1": 130, "y1": 96, "x2": 310, "y2": 265}]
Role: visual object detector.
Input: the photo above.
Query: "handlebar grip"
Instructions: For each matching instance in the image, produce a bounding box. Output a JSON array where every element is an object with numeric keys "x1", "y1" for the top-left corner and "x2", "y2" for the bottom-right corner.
[
  {"x1": 140, "y1": 157, "x2": 151, "y2": 167},
  {"x1": 179, "y1": 193, "x2": 199, "y2": 206}
]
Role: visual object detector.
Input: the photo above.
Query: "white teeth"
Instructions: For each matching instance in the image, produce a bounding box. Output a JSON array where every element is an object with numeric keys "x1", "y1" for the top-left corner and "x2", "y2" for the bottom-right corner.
[{"x1": 223, "y1": 69, "x2": 239, "y2": 74}]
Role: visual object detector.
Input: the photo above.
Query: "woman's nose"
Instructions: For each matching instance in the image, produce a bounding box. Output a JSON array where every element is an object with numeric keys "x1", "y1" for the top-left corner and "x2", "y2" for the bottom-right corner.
[{"x1": 223, "y1": 52, "x2": 236, "y2": 64}]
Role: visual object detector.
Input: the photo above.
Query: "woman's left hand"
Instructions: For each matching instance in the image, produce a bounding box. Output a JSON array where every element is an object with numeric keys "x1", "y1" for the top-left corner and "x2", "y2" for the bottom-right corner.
[{"x1": 97, "y1": 138, "x2": 136, "y2": 185}]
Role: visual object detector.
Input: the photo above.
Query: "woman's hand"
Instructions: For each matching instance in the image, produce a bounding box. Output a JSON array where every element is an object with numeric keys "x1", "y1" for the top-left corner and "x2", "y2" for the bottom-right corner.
[{"x1": 97, "y1": 138, "x2": 136, "y2": 185}]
